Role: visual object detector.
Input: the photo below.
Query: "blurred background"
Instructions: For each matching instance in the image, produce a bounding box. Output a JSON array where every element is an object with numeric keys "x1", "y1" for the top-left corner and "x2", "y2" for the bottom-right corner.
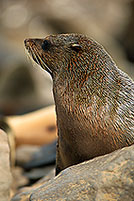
[
  {"x1": 1, "y1": 0, "x2": 134, "y2": 196},
  {"x1": 0, "y1": 0, "x2": 134, "y2": 116}
]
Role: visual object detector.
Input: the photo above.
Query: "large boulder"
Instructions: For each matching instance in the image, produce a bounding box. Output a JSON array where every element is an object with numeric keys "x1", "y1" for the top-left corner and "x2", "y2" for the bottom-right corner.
[{"x1": 12, "y1": 144, "x2": 134, "y2": 201}]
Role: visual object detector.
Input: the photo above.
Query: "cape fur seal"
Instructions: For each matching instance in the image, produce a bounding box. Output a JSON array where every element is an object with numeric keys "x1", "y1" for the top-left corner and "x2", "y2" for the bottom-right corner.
[{"x1": 24, "y1": 34, "x2": 134, "y2": 175}]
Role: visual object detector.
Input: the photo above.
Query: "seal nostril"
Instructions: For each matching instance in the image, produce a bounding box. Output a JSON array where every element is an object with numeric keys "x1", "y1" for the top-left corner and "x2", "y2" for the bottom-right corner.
[
  {"x1": 24, "y1": 38, "x2": 35, "y2": 46},
  {"x1": 24, "y1": 39, "x2": 28, "y2": 45},
  {"x1": 24, "y1": 39, "x2": 31, "y2": 47}
]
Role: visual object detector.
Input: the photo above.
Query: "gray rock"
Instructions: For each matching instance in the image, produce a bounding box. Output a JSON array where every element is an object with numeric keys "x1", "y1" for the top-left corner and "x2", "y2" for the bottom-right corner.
[
  {"x1": 23, "y1": 165, "x2": 55, "y2": 180},
  {"x1": 0, "y1": 129, "x2": 12, "y2": 201},
  {"x1": 16, "y1": 145, "x2": 39, "y2": 165},
  {"x1": 11, "y1": 144, "x2": 134, "y2": 201}
]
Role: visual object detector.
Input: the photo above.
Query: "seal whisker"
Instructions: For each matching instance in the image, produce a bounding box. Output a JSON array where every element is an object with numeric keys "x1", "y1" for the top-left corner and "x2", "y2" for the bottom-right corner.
[{"x1": 33, "y1": 46, "x2": 53, "y2": 76}]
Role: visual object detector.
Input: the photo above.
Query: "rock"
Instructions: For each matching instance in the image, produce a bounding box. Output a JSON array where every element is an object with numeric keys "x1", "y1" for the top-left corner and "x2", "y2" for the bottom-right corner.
[
  {"x1": 23, "y1": 165, "x2": 55, "y2": 181},
  {"x1": 16, "y1": 145, "x2": 39, "y2": 165},
  {"x1": 11, "y1": 169, "x2": 55, "y2": 200},
  {"x1": 35, "y1": 169, "x2": 55, "y2": 185},
  {"x1": 22, "y1": 140, "x2": 56, "y2": 170},
  {"x1": 11, "y1": 166, "x2": 29, "y2": 195},
  {"x1": 11, "y1": 144, "x2": 134, "y2": 201},
  {"x1": 0, "y1": 117, "x2": 15, "y2": 166},
  {"x1": 0, "y1": 129, "x2": 12, "y2": 201}
]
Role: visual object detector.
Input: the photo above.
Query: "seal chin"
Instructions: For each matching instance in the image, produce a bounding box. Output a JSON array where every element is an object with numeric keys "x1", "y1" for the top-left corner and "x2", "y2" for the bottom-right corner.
[{"x1": 24, "y1": 39, "x2": 53, "y2": 76}]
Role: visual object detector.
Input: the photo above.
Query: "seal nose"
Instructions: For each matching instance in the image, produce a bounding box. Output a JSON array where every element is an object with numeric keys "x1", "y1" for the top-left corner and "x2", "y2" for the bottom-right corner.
[
  {"x1": 24, "y1": 38, "x2": 32, "y2": 46},
  {"x1": 24, "y1": 39, "x2": 28, "y2": 45},
  {"x1": 24, "y1": 39, "x2": 36, "y2": 50}
]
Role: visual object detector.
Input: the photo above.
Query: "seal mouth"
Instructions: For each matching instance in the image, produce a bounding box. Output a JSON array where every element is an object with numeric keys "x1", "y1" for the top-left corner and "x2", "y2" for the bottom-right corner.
[{"x1": 24, "y1": 39, "x2": 52, "y2": 76}]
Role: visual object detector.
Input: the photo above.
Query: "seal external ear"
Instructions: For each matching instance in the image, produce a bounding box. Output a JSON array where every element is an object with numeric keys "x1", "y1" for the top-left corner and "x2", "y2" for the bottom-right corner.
[{"x1": 70, "y1": 44, "x2": 82, "y2": 52}]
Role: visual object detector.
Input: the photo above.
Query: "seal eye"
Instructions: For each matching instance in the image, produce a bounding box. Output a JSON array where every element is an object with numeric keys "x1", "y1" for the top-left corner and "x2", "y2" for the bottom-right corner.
[
  {"x1": 42, "y1": 40, "x2": 51, "y2": 51},
  {"x1": 70, "y1": 44, "x2": 82, "y2": 52}
]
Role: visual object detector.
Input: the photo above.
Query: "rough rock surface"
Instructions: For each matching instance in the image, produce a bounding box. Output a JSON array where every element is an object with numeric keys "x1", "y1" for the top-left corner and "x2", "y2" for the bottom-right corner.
[
  {"x1": 0, "y1": 129, "x2": 12, "y2": 201},
  {"x1": 11, "y1": 144, "x2": 134, "y2": 201}
]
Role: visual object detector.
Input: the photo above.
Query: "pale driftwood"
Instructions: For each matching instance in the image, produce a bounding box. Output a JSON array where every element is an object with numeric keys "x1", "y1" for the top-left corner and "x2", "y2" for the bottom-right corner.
[{"x1": 7, "y1": 105, "x2": 57, "y2": 147}]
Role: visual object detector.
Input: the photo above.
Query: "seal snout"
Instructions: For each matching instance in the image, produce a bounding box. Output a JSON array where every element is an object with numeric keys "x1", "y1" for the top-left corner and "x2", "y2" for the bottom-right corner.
[
  {"x1": 24, "y1": 38, "x2": 34, "y2": 47},
  {"x1": 24, "y1": 38, "x2": 28, "y2": 45}
]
